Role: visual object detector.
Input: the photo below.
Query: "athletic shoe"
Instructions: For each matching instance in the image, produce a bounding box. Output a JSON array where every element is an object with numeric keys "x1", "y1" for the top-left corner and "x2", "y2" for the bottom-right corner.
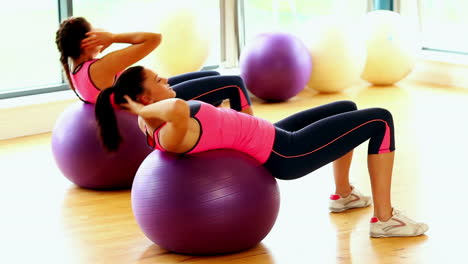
[
  {"x1": 329, "y1": 186, "x2": 372, "y2": 212},
  {"x1": 370, "y1": 208, "x2": 429, "y2": 237}
]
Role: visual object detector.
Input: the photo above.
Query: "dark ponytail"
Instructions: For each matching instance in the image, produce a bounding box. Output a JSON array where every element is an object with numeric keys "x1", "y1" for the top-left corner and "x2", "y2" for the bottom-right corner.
[
  {"x1": 55, "y1": 17, "x2": 91, "y2": 103},
  {"x1": 95, "y1": 66, "x2": 146, "y2": 152},
  {"x1": 95, "y1": 87, "x2": 121, "y2": 151}
]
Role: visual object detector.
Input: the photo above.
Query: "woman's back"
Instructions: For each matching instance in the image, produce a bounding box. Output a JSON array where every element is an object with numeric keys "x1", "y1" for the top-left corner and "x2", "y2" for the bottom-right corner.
[
  {"x1": 71, "y1": 59, "x2": 122, "y2": 103},
  {"x1": 71, "y1": 59, "x2": 100, "y2": 103}
]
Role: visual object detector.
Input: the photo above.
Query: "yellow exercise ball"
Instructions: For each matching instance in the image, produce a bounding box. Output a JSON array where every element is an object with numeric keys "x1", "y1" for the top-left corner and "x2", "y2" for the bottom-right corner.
[
  {"x1": 304, "y1": 16, "x2": 367, "y2": 93},
  {"x1": 361, "y1": 10, "x2": 421, "y2": 85},
  {"x1": 151, "y1": 5, "x2": 211, "y2": 77}
]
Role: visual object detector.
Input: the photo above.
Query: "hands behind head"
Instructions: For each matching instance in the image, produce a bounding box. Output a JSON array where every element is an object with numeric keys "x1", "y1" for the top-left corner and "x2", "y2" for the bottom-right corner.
[
  {"x1": 121, "y1": 95, "x2": 144, "y2": 115},
  {"x1": 81, "y1": 31, "x2": 114, "y2": 53}
]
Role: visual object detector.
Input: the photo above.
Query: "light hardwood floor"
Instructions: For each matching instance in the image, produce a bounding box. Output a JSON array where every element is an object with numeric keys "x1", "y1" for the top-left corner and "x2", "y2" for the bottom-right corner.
[{"x1": 2, "y1": 80, "x2": 468, "y2": 264}]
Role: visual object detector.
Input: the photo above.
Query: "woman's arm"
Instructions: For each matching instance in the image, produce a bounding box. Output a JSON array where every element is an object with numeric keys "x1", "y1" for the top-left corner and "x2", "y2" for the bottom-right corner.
[
  {"x1": 83, "y1": 31, "x2": 161, "y2": 79},
  {"x1": 124, "y1": 97, "x2": 190, "y2": 151}
]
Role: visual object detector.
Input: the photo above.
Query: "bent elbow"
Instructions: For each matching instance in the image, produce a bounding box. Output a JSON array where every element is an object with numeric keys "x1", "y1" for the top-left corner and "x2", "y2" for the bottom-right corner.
[{"x1": 150, "y1": 33, "x2": 162, "y2": 48}]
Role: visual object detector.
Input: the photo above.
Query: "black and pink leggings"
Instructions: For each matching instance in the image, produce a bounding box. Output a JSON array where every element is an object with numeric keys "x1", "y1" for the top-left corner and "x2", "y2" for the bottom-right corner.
[
  {"x1": 263, "y1": 101, "x2": 395, "y2": 180},
  {"x1": 169, "y1": 71, "x2": 251, "y2": 111}
]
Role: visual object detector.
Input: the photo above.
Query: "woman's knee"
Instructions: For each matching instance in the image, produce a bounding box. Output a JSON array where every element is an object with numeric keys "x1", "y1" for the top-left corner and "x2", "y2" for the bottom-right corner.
[
  {"x1": 344, "y1": 100, "x2": 358, "y2": 110},
  {"x1": 335, "y1": 100, "x2": 357, "y2": 111},
  {"x1": 372, "y1": 108, "x2": 394, "y2": 123},
  {"x1": 224, "y1": 75, "x2": 245, "y2": 87},
  {"x1": 203, "y1": 70, "x2": 221, "y2": 76}
]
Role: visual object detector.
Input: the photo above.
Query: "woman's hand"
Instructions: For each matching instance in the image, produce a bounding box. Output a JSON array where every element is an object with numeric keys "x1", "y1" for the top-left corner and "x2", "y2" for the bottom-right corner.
[
  {"x1": 121, "y1": 95, "x2": 144, "y2": 115},
  {"x1": 81, "y1": 31, "x2": 114, "y2": 52}
]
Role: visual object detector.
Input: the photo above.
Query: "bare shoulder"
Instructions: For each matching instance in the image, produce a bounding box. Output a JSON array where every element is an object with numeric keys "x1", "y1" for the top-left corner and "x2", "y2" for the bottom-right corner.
[{"x1": 88, "y1": 59, "x2": 117, "y2": 89}]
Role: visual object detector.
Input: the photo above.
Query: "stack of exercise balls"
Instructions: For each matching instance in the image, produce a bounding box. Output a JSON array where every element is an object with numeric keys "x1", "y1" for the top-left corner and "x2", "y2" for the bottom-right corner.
[
  {"x1": 297, "y1": 10, "x2": 420, "y2": 94},
  {"x1": 238, "y1": 11, "x2": 419, "y2": 96},
  {"x1": 239, "y1": 32, "x2": 312, "y2": 101}
]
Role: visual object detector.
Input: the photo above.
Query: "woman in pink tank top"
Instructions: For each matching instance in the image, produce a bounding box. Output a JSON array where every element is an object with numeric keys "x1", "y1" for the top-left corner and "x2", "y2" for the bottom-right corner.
[
  {"x1": 93, "y1": 66, "x2": 428, "y2": 238},
  {"x1": 56, "y1": 16, "x2": 162, "y2": 103}
]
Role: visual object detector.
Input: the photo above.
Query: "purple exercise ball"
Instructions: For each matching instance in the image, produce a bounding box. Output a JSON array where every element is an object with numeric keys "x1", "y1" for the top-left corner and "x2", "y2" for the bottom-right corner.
[
  {"x1": 132, "y1": 150, "x2": 281, "y2": 255},
  {"x1": 51, "y1": 102, "x2": 152, "y2": 190},
  {"x1": 239, "y1": 32, "x2": 312, "y2": 102}
]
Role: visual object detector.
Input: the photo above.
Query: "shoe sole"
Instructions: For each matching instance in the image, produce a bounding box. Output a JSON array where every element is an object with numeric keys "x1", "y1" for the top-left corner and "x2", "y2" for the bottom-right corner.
[
  {"x1": 370, "y1": 232, "x2": 426, "y2": 238},
  {"x1": 329, "y1": 201, "x2": 372, "y2": 213}
]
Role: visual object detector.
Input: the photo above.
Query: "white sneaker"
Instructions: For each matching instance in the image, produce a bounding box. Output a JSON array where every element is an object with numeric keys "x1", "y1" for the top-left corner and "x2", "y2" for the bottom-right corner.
[
  {"x1": 370, "y1": 208, "x2": 429, "y2": 237},
  {"x1": 329, "y1": 186, "x2": 372, "y2": 212}
]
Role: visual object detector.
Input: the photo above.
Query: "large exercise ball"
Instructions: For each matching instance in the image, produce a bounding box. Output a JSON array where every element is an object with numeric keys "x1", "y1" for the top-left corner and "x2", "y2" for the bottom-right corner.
[
  {"x1": 51, "y1": 102, "x2": 152, "y2": 190},
  {"x1": 151, "y1": 5, "x2": 211, "y2": 76},
  {"x1": 132, "y1": 150, "x2": 280, "y2": 255},
  {"x1": 361, "y1": 10, "x2": 421, "y2": 85},
  {"x1": 304, "y1": 16, "x2": 367, "y2": 93},
  {"x1": 239, "y1": 32, "x2": 312, "y2": 101}
]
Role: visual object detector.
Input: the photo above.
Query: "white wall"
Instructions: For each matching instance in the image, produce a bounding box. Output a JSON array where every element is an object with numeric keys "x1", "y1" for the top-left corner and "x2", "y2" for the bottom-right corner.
[
  {"x1": 0, "y1": 91, "x2": 77, "y2": 140},
  {"x1": 407, "y1": 51, "x2": 468, "y2": 88}
]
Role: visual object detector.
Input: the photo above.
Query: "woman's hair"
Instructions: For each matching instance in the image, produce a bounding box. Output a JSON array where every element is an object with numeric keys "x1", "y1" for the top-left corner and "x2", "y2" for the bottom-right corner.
[
  {"x1": 55, "y1": 17, "x2": 91, "y2": 102},
  {"x1": 95, "y1": 66, "x2": 146, "y2": 152}
]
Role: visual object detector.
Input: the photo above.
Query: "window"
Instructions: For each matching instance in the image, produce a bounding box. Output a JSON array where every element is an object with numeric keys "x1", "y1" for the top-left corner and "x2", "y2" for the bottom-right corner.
[
  {"x1": 418, "y1": 0, "x2": 468, "y2": 54},
  {"x1": 0, "y1": 1, "x2": 62, "y2": 94},
  {"x1": 241, "y1": 0, "x2": 369, "y2": 46}
]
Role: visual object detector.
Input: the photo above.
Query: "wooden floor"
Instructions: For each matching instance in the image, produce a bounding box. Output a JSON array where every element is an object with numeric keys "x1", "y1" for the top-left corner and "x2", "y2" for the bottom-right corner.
[{"x1": 2, "y1": 80, "x2": 468, "y2": 264}]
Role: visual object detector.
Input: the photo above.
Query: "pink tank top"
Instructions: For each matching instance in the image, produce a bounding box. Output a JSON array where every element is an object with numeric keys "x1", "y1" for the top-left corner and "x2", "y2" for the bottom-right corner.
[
  {"x1": 70, "y1": 59, "x2": 122, "y2": 103},
  {"x1": 147, "y1": 101, "x2": 276, "y2": 164}
]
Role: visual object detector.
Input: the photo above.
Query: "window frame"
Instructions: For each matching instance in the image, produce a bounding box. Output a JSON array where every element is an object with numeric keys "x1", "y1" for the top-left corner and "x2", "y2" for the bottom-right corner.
[{"x1": 374, "y1": 0, "x2": 394, "y2": 10}]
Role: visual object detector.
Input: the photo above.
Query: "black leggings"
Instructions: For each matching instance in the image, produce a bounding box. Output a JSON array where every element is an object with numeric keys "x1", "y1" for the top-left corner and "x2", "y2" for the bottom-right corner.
[
  {"x1": 263, "y1": 101, "x2": 395, "y2": 180},
  {"x1": 168, "y1": 71, "x2": 252, "y2": 111},
  {"x1": 168, "y1": 70, "x2": 220, "y2": 86}
]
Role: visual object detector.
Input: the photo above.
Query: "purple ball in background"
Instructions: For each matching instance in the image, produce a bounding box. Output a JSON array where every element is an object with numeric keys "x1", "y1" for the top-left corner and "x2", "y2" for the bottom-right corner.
[
  {"x1": 51, "y1": 102, "x2": 152, "y2": 190},
  {"x1": 240, "y1": 32, "x2": 312, "y2": 102},
  {"x1": 132, "y1": 150, "x2": 280, "y2": 255}
]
